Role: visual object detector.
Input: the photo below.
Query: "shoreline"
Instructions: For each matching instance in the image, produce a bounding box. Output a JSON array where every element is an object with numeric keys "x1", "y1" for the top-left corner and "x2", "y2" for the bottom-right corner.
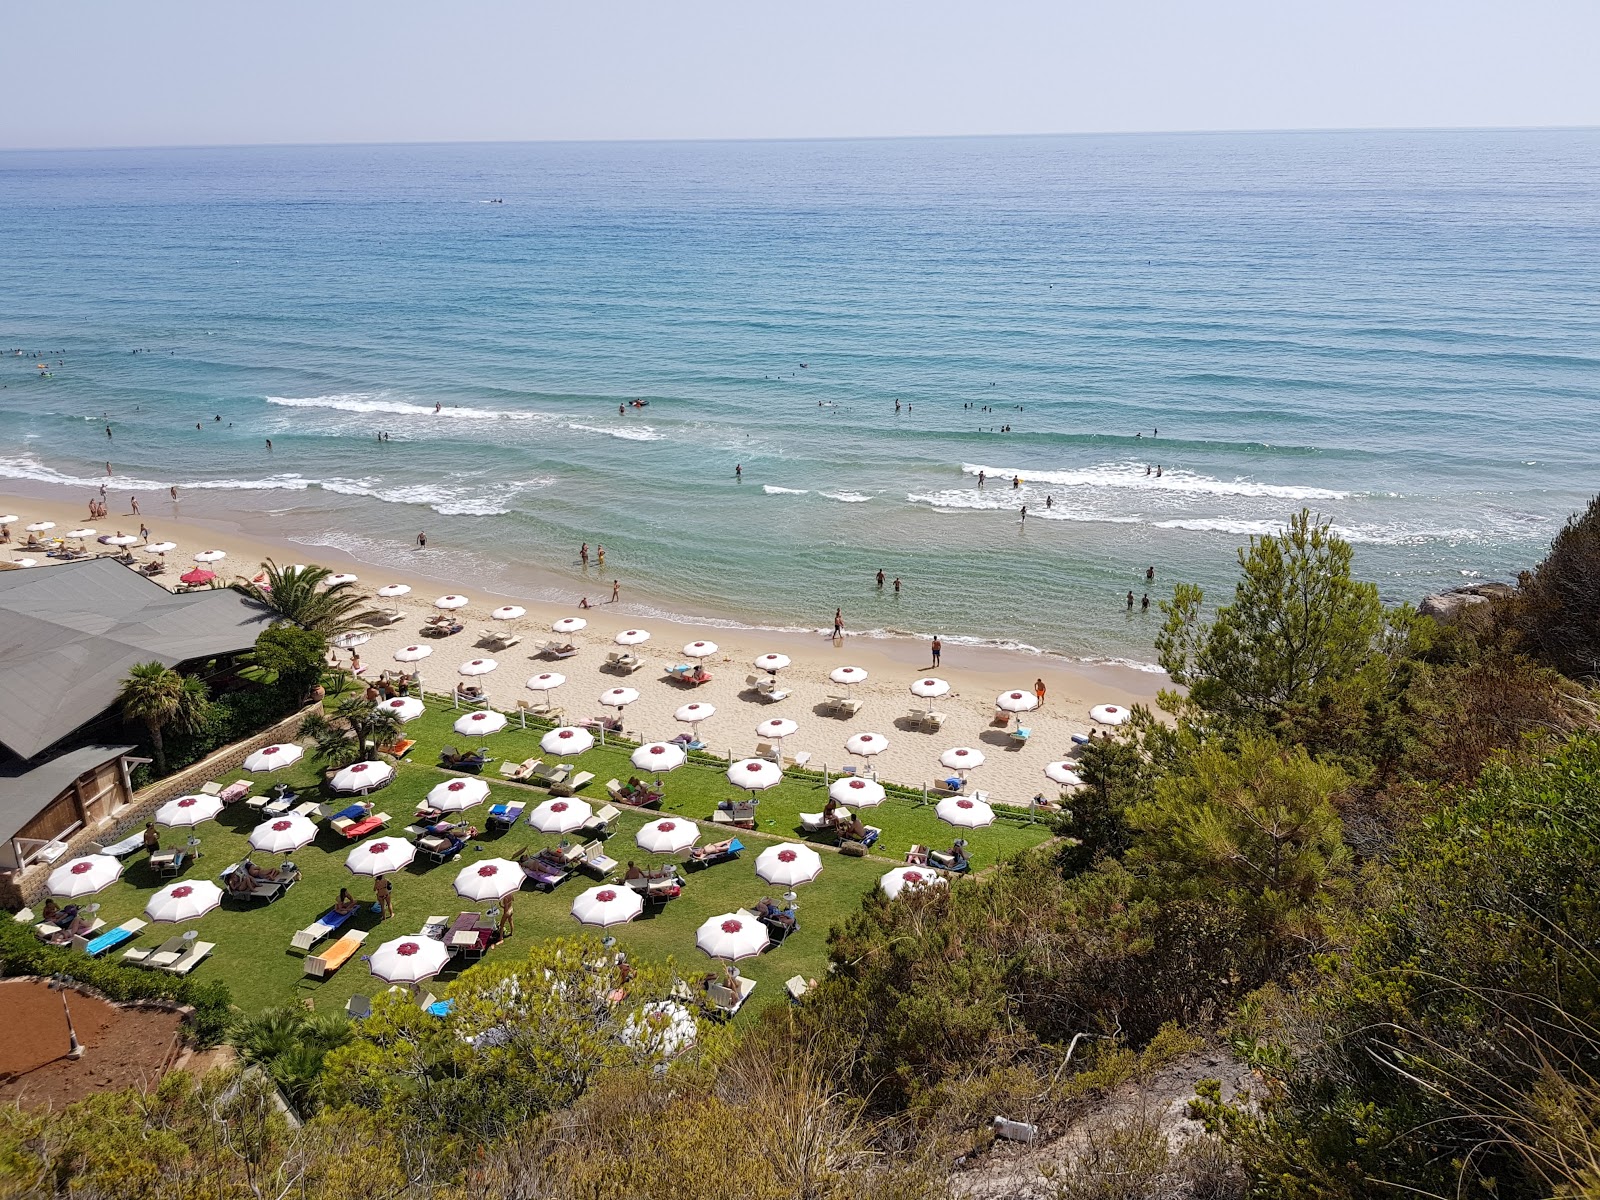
[{"x1": 1, "y1": 481, "x2": 1166, "y2": 803}]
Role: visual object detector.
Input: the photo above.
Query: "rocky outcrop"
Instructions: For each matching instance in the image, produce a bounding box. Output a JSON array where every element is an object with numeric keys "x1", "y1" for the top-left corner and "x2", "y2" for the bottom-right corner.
[{"x1": 1419, "y1": 582, "x2": 1514, "y2": 622}]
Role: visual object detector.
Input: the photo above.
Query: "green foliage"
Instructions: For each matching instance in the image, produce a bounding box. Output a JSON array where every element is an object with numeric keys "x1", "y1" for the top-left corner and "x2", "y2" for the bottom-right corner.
[
  {"x1": 0, "y1": 918, "x2": 233, "y2": 1046},
  {"x1": 1156, "y1": 509, "x2": 1384, "y2": 739},
  {"x1": 1128, "y1": 736, "x2": 1350, "y2": 949},
  {"x1": 319, "y1": 935, "x2": 681, "y2": 1149},
  {"x1": 117, "y1": 660, "x2": 209, "y2": 775},
  {"x1": 1509, "y1": 492, "x2": 1600, "y2": 680},
  {"x1": 247, "y1": 622, "x2": 328, "y2": 699},
  {"x1": 1055, "y1": 734, "x2": 1154, "y2": 874},
  {"x1": 231, "y1": 1005, "x2": 351, "y2": 1111},
  {"x1": 232, "y1": 558, "x2": 375, "y2": 636},
  {"x1": 299, "y1": 692, "x2": 402, "y2": 766}
]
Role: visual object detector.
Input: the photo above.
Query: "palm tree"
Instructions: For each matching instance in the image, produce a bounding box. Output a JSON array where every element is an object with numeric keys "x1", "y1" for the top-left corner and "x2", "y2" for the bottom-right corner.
[
  {"x1": 118, "y1": 661, "x2": 210, "y2": 774},
  {"x1": 300, "y1": 693, "x2": 403, "y2": 767},
  {"x1": 232, "y1": 559, "x2": 375, "y2": 636}
]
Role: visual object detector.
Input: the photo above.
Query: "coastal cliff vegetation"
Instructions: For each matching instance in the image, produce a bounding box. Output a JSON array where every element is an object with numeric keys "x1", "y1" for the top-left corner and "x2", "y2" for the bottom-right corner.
[{"x1": 5, "y1": 501, "x2": 1600, "y2": 1199}]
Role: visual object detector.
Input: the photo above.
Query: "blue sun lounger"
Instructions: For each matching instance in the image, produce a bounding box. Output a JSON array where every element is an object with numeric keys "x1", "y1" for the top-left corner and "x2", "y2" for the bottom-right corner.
[{"x1": 291, "y1": 905, "x2": 358, "y2": 951}]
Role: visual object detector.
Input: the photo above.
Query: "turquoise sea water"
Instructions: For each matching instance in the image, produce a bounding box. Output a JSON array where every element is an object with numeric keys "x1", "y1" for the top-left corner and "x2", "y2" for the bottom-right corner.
[{"x1": 2, "y1": 131, "x2": 1597, "y2": 663}]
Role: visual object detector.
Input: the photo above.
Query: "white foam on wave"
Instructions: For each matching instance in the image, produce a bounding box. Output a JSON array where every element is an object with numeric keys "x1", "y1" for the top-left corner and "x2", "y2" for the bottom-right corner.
[
  {"x1": 566, "y1": 422, "x2": 665, "y2": 442},
  {"x1": 267, "y1": 393, "x2": 540, "y2": 422},
  {"x1": 961, "y1": 461, "x2": 1349, "y2": 501},
  {"x1": 820, "y1": 491, "x2": 872, "y2": 503},
  {"x1": 763, "y1": 485, "x2": 809, "y2": 496},
  {"x1": 320, "y1": 475, "x2": 553, "y2": 517},
  {"x1": 0, "y1": 454, "x2": 166, "y2": 491}
]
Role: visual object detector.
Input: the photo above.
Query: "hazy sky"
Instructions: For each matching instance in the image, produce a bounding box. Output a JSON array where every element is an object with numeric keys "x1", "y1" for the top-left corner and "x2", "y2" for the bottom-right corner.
[{"x1": 3, "y1": 0, "x2": 1597, "y2": 149}]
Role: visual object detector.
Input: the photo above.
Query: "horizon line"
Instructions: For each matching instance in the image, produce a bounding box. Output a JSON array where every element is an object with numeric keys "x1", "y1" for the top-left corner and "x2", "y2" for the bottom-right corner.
[{"x1": 3, "y1": 122, "x2": 1597, "y2": 155}]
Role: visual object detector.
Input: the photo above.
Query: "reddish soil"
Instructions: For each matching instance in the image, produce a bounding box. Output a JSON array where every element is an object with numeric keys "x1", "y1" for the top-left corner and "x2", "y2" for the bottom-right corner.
[{"x1": 0, "y1": 979, "x2": 184, "y2": 1109}]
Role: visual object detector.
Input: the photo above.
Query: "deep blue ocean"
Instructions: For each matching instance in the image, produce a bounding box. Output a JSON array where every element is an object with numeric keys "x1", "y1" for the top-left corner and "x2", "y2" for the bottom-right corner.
[{"x1": 2, "y1": 131, "x2": 1597, "y2": 663}]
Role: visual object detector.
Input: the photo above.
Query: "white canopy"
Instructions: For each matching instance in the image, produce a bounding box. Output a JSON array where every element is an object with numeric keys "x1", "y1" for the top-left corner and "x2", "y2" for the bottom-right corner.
[
  {"x1": 491, "y1": 605, "x2": 525, "y2": 620},
  {"x1": 636, "y1": 817, "x2": 700, "y2": 854},
  {"x1": 526, "y1": 671, "x2": 566, "y2": 691},
  {"x1": 727, "y1": 758, "x2": 783, "y2": 791},
  {"x1": 756, "y1": 843, "x2": 823, "y2": 887},
  {"x1": 682, "y1": 639, "x2": 718, "y2": 658},
  {"x1": 457, "y1": 657, "x2": 497, "y2": 675},
  {"x1": 830, "y1": 776, "x2": 886, "y2": 807},
  {"x1": 572, "y1": 883, "x2": 644, "y2": 927},
  {"x1": 330, "y1": 760, "x2": 395, "y2": 793},
  {"x1": 541, "y1": 726, "x2": 595, "y2": 755},
  {"x1": 675, "y1": 701, "x2": 715, "y2": 722},
  {"x1": 552, "y1": 616, "x2": 587, "y2": 634},
  {"x1": 940, "y1": 746, "x2": 986, "y2": 771},
  {"x1": 369, "y1": 934, "x2": 450, "y2": 984},
  {"x1": 242, "y1": 743, "x2": 303, "y2": 772},
  {"x1": 453, "y1": 858, "x2": 523, "y2": 901},
  {"x1": 346, "y1": 836, "x2": 416, "y2": 876},
  {"x1": 879, "y1": 866, "x2": 948, "y2": 901},
  {"x1": 434, "y1": 594, "x2": 470, "y2": 610},
  {"x1": 454, "y1": 709, "x2": 508, "y2": 735},
  {"x1": 248, "y1": 814, "x2": 318, "y2": 854},
  {"x1": 378, "y1": 696, "x2": 425, "y2": 721},
  {"x1": 996, "y1": 689, "x2": 1039, "y2": 713},
  {"x1": 753, "y1": 652, "x2": 791, "y2": 672},
  {"x1": 1090, "y1": 704, "x2": 1131, "y2": 726},
  {"x1": 145, "y1": 879, "x2": 224, "y2": 923},
  {"x1": 937, "y1": 795, "x2": 996, "y2": 828},
  {"x1": 47, "y1": 854, "x2": 122, "y2": 898},
  {"x1": 600, "y1": 686, "x2": 640, "y2": 708},
  {"x1": 845, "y1": 731, "x2": 888, "y2": 756},
  {"x1": 427, "y1": 776, "x2": 490, "y2": 811},
  {"x1": 614, "y1": 628, "x2": 651, "y2": 645},
  {"x1": 155, "y1": 793, "x2": 223, "y2": 828},
  {"x1": 909, "y1": 677, "x2": 950, "y2": 698},
  {"x1": 830, "y1": 665, "x2": 868, "y2": 685},
  {"x1": 528, "y1": 796, "x2": 592, "y2": 834},
  {"x1": 632, "y1": 742, "x2": 687, "y2": 772},
  {"x1": 695, "y1": 911, "x2": 769, "y2": 961},
  {"x1": 393, "y1": 644, "x2": 433, "y2": 662}
]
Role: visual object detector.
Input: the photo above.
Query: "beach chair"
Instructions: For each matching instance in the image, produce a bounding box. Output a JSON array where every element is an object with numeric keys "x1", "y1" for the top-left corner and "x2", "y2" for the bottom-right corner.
[
  {"x1": 161, "y1": 939, "x2": 215, "y2": 975},
  {"x1": 528, "y1": 761, "x2": 571, "y2": 786},
  {"x1": 755, "y1": 678, "x2": 790, "y2": 703},
  {"x1": 800, "y1": 809, "x2": 848, "y2": 836},
  {"x1": 199, "y1": 781, "x2": 223, "y2": 797},
  {"x1": 606, "y1": 650, "x2": 642, "y2": 673},
  {"x1": 786, "y1": 975, "x2": 813, "y2": 1002},
  {"x1": 578, "y1": 803, "x2": 620, "y2": 839},
  {"x1": 346, "y1": 994, "x2": 373, "y2": 1019},
  {"x1": 418, "y1": 830, "x2": 470, "y2": 863},
  {"x1": 91, "y1": 829, "x2": 148, "y2": 859},
  {"x1": 538, "y1": 640, "x2": 579, "y2": 660},
  {"x1": 605, "y1": 778, "x2": 626, "y2": 804},
  {"x1": 755, "y1": 741, "x2": 779, "y2": 762},
  {"x1": 486, "y1": 800, "x2": 527, "y2": 830},
  {"x1": 77, "y1": 918, "x2": 147, "y2": 957},
  {"x1": 823, "y1": 693, "x2": 862, "y2": 718},
  {"x1": 520, "y1": 852, "x2": 568, "y2": 892},
  {"x1": 292, "y1": 905, "x2": 358, "y2": 951},
  {"x1": 685, "y1": 837, "x2": 743, "y2": 870},
  {"x1": 712, "y1": 798, "x2": 758, "y2": 828},
  {"x1": 582, "y1": 845, "x2": 619, "y2": 878},
  {"x1": 499, "y1": 757, "x2": 538, "y2": 780},
  {"x1": 219, "y1": 780, "x2": 252, "y2": 804},
  {"x1": 705, "y1": 976, "x2": 757, "y2": 1018},
  {"x1": 124, "y1": 935, "x2": 187, "y2": 969},
  {"x1": 1009, "y1": 725, "x2": 1031, "y2": 745},
  {"x1": 305, "y1": 929, "x2": 368, "y2": 978},
  {"x1": 560, "y1": 770, "x2": 595, "y2": 793},
  {"x1": 625, "y1": 869, "x2": 683, "y2": 907},
  {"x1": 477, "y1": 629, "x2": 521, "y2": 650}
]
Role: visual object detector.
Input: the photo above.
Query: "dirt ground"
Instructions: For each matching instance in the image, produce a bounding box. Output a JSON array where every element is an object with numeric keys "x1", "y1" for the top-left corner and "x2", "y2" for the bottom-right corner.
[{"x1": 0, "y1": 979, "x2": 185, "y2": 1109}]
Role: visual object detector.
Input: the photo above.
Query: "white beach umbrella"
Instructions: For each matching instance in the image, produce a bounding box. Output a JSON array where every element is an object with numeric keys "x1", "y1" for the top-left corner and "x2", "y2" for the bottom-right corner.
[
  {"x1": 552, "y1": 616, "x2": 587, "y2": 634},
  {"x1": 909, "y1": 677, "x2": 951, "y2": 699},
  {"x1": 940, "y1": 746, "x2": 986, "y2": 771},
  {"x1": 754, "y1": 652, "x2": 791, "y2": 672},
  {"x1": 458, "y1": 657, "x2": 497, "y2": 676},
  {"x1": 1090, "y1": 704, "x2": 1131, "y2": 726},
  {"x1": 155, "y1": 793, "x2": 223, "y2": 828},
  {"x1": 937, "y1": 795, "x2": 996, "y2": 829},
  {"x1": 614, "y1": 628, "x2": 651, "y2": 645},
  {"x1": 376, "y1": 583, "x2": 411, "y2": 599},
  {"x1": 66, "y1": 527, "x2": 96, "y2": 539},
  {"x1": 525, "y1": 671, "x2": 566, "y2": 692},
  {"x1": 683, "y1": 639, "x2": 718, "y2": 658},
  {"x1": 453, "y1": 857, "x2": 523, "y2": 901},
  {"x1": 378, "y1": 696, "x2": 425, "y2": 722},
  {"x1": 330, "y1": 760, "x2": 395, "y2": 793},
  {"x1": 194, "y1": 549, "x2": 226, "y2": 563},
  {"x1": 996, "y1": 689, "x2": 1039, "y2": 713},
  {"x1": 636, "y1": 817, "x2": 700, "y2": 854},
  {"x1": 696, "y1": 911, "x2": 769, "y2": 961},
  {"x1": 756, "y1": 843, "x2": 823, "y2": 887},
  {"x1": 324, "y1": 572, "x2": 359, "y2": 586},
  {"x1": 434, "y1": 594, "x2": 470, "y2": 610},
  {"x1": 675, "y1": 701, "x2": 715, "y2": 723},
  {"x1": 48, "y1": 854, "x2": 122, "y2": 898},
  {"x1": 757, "y1": 717, "x2": 798, "y2": 740},
  {"x1": 632, "y1": 742, "x2": 687, "y2": 772},
  {"x1": 845, "y1": 731, "x2": 888, "y2": 757},
  {"x1": 830, "y1": 776, "x2": 886, "y2": 807},
  {"x1": 879, "y1": 866, "x2": 948, "y2": 901},
  {"x1": 541, "y1": 726, "x2": 594, "y2": 755},
  {"x1": 0, "y1": 514, "x2": 16, "y2": 524},
  {"x1": 11, "y1": 558, "x2": 36, "y2": 568},
  {"x1": 428, "y1": 776, "x2": 490, "y2": 811},
  {"x1": 454, "y1": 709, "x2": 507, "y2": 736},
  {"x1": 249, "y1": 813, "x2": 317, "y2": 854},
  {"x1": 369, "y1": 934, "x2": 450, "y2": 985},
  {"x1": 727, "y1": 758, "x2": 783, "y2": 792},
  {"x1": 243, "y1": 742, "x2": 303, "y2": 772},
  {"x1": 144, "y1": 540, "x2": 177, "y2": 553},
  {"x1": 491, "y1": 605, "x2": 525, "y2": 620},
  {"x1": 1045, "y1": 761, "x2": 1083, "y2": 787},
  {"x1": 528, "y1": 796, "x2": 592, "y2": 834},
  {"x1": 331, "y1": 630, "x2": 371, "y2": 649},
  {"x1": 24, "y1": 521, "x2": 54, "y2": 532},
  {"x1": 145, "y1": 879, "x2": 224, "y2": 923},
  {"x1": 346, "y1": 836, "x2": 416, "y2": 876},
  {"x1": 572, "y1": 883, "x2": 643, "y2": 928},
  {"x1": 600, "y1": 686, "x2": 640, "y2": 709},
  {"x1": 393, "y1": 644, "x2": 433, "y2": 663},
  {"x1": 830, "y1": 665, "x2": 868, "y2": 685},
  {"x1": 106, "y1": 534, "x2": 140, "y2": 546}
]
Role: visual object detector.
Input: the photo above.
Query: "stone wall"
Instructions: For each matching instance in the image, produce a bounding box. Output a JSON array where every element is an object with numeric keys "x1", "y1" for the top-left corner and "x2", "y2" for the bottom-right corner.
[{"x1": 3, "y1": 701, "x2": 321, "y2": 908}]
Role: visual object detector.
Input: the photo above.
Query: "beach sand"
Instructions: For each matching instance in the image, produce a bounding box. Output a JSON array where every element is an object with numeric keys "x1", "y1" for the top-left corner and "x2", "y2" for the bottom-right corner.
[{"x1": 1, "y1": 487, "x2": 1165, "y2": 805}]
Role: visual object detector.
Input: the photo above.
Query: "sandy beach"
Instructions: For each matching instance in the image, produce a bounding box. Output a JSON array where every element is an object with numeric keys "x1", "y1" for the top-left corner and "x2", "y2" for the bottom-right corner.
[{"x1": 1, "y1": 485, "x2": 1164, "y2": 804}]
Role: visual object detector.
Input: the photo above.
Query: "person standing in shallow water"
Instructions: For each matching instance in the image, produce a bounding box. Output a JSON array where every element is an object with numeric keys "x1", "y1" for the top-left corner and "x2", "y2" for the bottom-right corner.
[
  {"x1": 417, "y1": 532, "x2": 427, "y2": 549},
  {"x1": 1127, "y1": 590, "x2": 1135, "y2": 610},
  {"x1": 876, "y1": 569, "x2": 885, "y2": 588},
  {"x1": 931, "y1": 636, "x2": 942, "y2": 666}
]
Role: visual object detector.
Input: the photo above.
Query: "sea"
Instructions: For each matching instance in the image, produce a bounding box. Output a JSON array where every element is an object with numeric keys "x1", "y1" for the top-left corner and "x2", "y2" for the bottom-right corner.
[{"x1": 2, "y1": 130, "x2": 1597, "y2": 667}]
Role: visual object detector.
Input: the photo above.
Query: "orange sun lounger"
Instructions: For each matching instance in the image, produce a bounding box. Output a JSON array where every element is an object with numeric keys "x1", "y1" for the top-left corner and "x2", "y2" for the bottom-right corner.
[{"x1": 305, "y1": 929, "x2": 368, "y2": 978}]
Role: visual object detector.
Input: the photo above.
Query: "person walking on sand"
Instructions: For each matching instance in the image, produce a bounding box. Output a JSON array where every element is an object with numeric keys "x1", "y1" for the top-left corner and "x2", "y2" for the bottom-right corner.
[
  {"x1": 1034, "y1": 678, "x2": 1047, "y2": 708},
  {"x1": 611, "y1": 579, "x2": 620, "y2": 602},
  {"x1": 833, "y1": 608, "x2": 844, "y2": 639},
  {"x1": 130, "y1": 496, "x2": 140, "y2": 515},
  {"x1": 931, "y1": 636, "x2": 942, "y2": 666},
  {"x1": 374, "y1": 874, "x2": 393, "y2": 919}
]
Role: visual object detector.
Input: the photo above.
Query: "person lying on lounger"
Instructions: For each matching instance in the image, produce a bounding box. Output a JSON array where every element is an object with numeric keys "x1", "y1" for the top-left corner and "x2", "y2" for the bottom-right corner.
[
  {"x1": 840, "y1": 815, "x2": 869, "y2": 842},
  {"x1": 687, "y1": 839, "x2": 734, "y2": 861}
]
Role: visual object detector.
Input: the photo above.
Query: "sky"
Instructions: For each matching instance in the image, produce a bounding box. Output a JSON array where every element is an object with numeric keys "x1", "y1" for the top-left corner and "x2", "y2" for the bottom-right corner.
[{"x1": 2, "y1": 0, "x2": 1598, "y2": 149}]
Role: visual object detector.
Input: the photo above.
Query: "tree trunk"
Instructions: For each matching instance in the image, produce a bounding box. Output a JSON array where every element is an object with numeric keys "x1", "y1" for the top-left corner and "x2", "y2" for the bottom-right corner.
[{"x1": 147, "y1": 718, "x2": 167, "y2": 775}]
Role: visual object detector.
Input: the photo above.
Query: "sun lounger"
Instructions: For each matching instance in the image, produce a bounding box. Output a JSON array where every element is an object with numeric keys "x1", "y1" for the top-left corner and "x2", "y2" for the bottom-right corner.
[
  {"x1": 907, "y1": 707, "x2": 947, "y2": 731},
  {"x1": 578, "y1": 803, "x2": 620, "y2": 839},
  {"x1": 786, "y1": 975, "x2": 813, "y2": 1002},
  {"x1": 161, "y1": 939, "x2": 215, "y2": 975},
  {"x1": 799, "y1": 810, "x2": 847, "y2": 833},
  {"x1": 553, "y1": 770, "x2": 595, "y2": 795},
  {"x1": 199, "y1": 781, "x2": 223, "y2": 796},
  {"x1": 538, "y1": 641, "x2": 579, "y2": 659},
  {"x1": 1009, "y1": 726, "x2": 1031, "y2": 744},
  {"x1": 149, "y1": 847, "x2": 189, "y2": 877},
  {"x1": 219, "y1": 780, "x2": 252, "y2": 803},
  {"x1": 582, "y1": 847, "x2": 619, "y2": 878},
  {"x1": 292, "y1": 905, "x2": 358, "y2": 951},
  {"x1": 605, "y1": 650, "x2": 642, "y2": 673},
  {"x1": 77, "y1": 918, "x2": 147, "y2": 957},
  {"x1": 418, "y1": 830, "x2": 470, "y2": 862},
  {"x1": 90, "y1": 830, "x2": 148, "y2": 859},
  {"x1": 439, "y1": 746, "x2": 490, "y2": 771},
  {"x1": 305, "y1": 929, "x2": 368, "y2": 978},
  {"x1": 124, "y1": 935, "x2": 187, "y2": 968},
  {"x1": 379, "y1": 738, "x2": 416, "y2": 759},
  {"x1": 477, "y1": 629, "x2": 521, "y2": 650},
  {"x1": 346, "y1": 994, "x2": 372, "y2": 1019},
  {"x1": 705, "y1": 976, "x2": 757, "y2": 1018},
  {"x1": 685, "y1": 837, "x2": 743, "y2": 870},
  {"x1": 712, "y1": 798, "x2": 758, "y2": 828},
  {"x1": 840, "y1": 825, "x2": 881, "y2": 853},
  {"x1": 528, "y1": 761, "x2": 571, "y2": 786},
  {"x1": 499, "y1": 757, "x2": 541, "y2": 780},
  {"x1": 822, "y1": 694, "x2": 862, "y2": 717},
  {"x1": 486, "y1": 800, "x2": 527, "y2": 830}
]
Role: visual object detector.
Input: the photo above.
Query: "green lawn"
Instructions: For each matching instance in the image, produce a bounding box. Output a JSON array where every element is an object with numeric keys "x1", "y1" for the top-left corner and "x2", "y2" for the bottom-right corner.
[{"x1": 75, "y1": 696, "x2": 1052, "y2": 1021}]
